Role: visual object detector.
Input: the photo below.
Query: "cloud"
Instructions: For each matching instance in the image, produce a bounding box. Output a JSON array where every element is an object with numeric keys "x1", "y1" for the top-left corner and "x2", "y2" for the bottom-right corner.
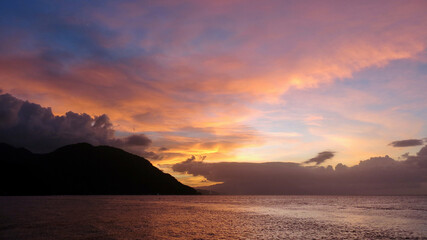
[
  {"x1": 0, "y1": 93, "x2": 155, "y2": 156},
  {"x1": 389, "y1": 139, "x2": 424, "y2": 147},
  {"x1": 144, "y1": 125, "x2": 262, "y2": 164},
  {"x1": 1, "y1": 1, "x2": 427, "y2": 167},
  {"x1": 172, "y1": 146, "x2": 427, "y2": 195},
  {"x1": 403, "y1": 145, "x2": 427, "y2": 168},
  {"x1": 304, "y1": 151, "x2": 335, "y2": 165},
  {"x1": 139, "y1": 151, "x2": 163, "y2": 161},
  {"x1": 1, "y1": 0, "x2": 427, "y2": 134},
  {"x1": 115, "y1": 134, "x2": 152, "y2": 147}
]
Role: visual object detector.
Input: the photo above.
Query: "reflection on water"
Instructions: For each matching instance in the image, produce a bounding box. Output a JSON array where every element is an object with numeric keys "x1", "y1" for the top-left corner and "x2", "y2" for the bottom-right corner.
[{"x1": 0, "y1": 196, "x2": 426, "y2": 239}]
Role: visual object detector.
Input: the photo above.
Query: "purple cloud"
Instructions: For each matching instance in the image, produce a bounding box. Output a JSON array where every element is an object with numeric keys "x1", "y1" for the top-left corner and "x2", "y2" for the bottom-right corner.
[
  {"x1": 304, "y1": 151, "x2": 335, "y2": 165},
  {"x1": 389, "y1": 139, "x2": 424, "y2": 147},
  {"x1": 0, "y1": 93, "x2": 156, "y2": 157}
]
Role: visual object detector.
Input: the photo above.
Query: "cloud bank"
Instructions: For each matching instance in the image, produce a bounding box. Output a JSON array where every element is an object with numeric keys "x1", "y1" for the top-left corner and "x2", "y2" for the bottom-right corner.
[
  {"x1": 0, "y1": 93, "x2": 156, "y2": 158},
  {"x1": 173, "y1": 146, "x2": 427, "y2": 195}
]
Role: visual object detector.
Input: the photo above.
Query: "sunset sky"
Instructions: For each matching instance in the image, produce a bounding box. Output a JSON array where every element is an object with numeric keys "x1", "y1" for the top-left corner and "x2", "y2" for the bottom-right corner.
[{"x1": 1, "y1": 0, "x2": 427, "y2": 188}]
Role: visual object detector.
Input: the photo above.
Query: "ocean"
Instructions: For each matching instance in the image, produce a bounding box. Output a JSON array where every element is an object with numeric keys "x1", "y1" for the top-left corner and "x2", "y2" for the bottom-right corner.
[{"x1": 1, "y1": 196, "x2": 426, "y2": 239}]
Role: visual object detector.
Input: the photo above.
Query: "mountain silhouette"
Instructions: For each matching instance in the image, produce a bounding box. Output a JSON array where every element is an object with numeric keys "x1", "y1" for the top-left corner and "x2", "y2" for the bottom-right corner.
[{"x1": 0, "y1": 143, "x2": 198, "y2": 195}]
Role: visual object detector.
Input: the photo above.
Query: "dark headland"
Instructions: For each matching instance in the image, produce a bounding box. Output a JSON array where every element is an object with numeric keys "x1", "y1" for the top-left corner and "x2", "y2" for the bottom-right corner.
[{"x1": 0, "y1": 143, "x2": 198, "y2": 195}]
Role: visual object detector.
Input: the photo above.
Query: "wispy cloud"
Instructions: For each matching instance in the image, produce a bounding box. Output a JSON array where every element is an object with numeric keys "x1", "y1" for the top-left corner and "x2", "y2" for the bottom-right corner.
[
  {"x1": 304, "y1": 151, "x2": 335, "y2": 165},
  {"x1": 389, "y1": 139, "x2": 425, "y2": 147}
]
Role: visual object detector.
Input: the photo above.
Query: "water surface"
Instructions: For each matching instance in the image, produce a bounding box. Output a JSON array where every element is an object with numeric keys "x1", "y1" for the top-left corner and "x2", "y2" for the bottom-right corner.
[{"x1": 1, "y1": 196, "x2": 426, "y2": 239}]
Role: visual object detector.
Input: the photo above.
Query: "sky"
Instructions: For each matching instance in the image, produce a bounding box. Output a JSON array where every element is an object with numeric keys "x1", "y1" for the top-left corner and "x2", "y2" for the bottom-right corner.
[{"x1": 1, "y1": 0, "x2": 427, "y2": 192}]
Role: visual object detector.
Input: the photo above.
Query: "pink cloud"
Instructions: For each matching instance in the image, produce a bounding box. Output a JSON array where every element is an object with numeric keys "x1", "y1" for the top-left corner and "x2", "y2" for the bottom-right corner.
[{"x1": 1, "y1": 0, "x2": 426, "y2": 170}]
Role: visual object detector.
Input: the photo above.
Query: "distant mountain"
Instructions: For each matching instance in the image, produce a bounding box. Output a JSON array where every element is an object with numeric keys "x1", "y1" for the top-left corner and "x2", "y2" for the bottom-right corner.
[{"x1": 0, "y1": 143, "x2": 198, "y2": 195}]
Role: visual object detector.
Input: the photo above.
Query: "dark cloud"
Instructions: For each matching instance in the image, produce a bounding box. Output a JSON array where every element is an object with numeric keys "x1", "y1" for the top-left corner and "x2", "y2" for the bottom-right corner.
[
  {"x1": 173, "y1": 147, "x2": 427, "y2": 195},
  {"x1": 159, "y1": 147, "x2": 169, "y2": 151},
  {"x1": 0, "y1": 93, "x2": 155, "y2": 156},
  {"x1": 304, "y1": 151, "x2": 335, "y2": 165},
  {"x1": 403, "y1": 145, "x2": 427, "y2": 168},
  {"x1": 399, "y1": 152, "x2": 410, "y2": 160},
  {"x1": 120, "y1": 134, "x2": 152, "y2": 147},
  {"x1": 0, "y1": 93, "x2": 112, "y2": 152},
  {"x1": 389, "y1": 139, "x2": 424, "y2": 147}
]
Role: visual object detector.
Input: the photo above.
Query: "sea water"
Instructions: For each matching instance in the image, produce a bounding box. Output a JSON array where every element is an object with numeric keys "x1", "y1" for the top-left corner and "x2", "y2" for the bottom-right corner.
[{"x1": 1, "y1": 195, "x2": 426, "y2": 239}]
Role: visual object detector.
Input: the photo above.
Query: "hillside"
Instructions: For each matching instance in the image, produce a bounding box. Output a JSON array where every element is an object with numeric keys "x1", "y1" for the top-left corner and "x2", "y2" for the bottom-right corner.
[{"x1": 0, "y1": 143, "x2": 198, "y2": 195}]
